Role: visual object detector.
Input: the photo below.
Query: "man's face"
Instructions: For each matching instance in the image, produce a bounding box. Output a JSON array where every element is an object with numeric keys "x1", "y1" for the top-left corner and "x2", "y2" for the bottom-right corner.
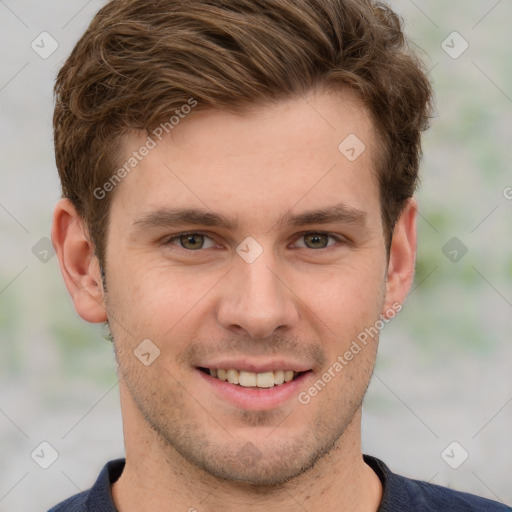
[{"x1": 104, "y1": 90, "x2": 392, "y2": 484}]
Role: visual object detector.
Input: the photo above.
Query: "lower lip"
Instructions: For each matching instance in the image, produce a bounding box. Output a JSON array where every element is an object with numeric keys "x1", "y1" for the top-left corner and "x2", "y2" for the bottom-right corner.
[{"x1": 196, "y1": 369, "x2": 313, "y2": 411}]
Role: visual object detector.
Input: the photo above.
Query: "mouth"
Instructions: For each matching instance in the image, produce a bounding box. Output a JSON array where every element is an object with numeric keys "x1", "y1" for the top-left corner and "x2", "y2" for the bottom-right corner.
[
  {"x1": 197, "y1": 367, "x2": 308, "y2": 389},
  {"x1": 196, "y1": 365, "x2": 314, "y2": 410}
]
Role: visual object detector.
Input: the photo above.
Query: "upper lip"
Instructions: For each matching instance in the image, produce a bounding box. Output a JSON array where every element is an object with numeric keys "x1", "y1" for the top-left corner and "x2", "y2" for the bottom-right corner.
[{"x1": 196, "y1": 359, "x2": 313, "y2": 373}]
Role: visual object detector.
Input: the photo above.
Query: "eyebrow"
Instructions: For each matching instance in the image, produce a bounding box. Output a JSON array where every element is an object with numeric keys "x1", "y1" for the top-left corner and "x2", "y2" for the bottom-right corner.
[{"x1": 132, "y1": 203, "x2": 367, "y2": 232}]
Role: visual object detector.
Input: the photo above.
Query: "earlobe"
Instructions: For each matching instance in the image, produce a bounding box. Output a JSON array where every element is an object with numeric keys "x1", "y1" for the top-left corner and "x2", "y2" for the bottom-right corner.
[
  {"x1": 382, "y1": 198, "x2": 418, "y2": 318},
  {"x1": 51, "y1": 198, "x2": 108, "y2": 324}
]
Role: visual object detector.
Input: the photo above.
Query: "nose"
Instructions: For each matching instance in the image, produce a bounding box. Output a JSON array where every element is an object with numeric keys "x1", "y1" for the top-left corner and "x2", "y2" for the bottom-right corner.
[{"x1": 216, "y1": 252, "x2": 300, "y2": 339}]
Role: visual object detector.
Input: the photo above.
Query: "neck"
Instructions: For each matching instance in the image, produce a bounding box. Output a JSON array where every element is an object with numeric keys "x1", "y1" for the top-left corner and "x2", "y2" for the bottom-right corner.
[{"x1": 112, "y1": 385, "x2": 382, "y2": 512}]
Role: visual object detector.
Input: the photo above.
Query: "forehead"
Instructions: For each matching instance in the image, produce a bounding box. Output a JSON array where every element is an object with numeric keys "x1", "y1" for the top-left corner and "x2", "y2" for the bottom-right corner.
[{"x1": 111, "y1": 89, "x2": 381, "y2": 233}]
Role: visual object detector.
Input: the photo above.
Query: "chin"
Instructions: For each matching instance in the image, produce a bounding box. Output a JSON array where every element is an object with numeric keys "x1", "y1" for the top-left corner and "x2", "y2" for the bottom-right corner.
[{"x1": 194, "y1": 450, "x2": 314, "y2": 487}]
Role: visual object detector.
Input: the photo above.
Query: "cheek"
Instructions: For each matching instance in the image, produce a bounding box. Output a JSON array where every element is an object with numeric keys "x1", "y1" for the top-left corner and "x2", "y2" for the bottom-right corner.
[
  {"x1": 293, "y1": 263, "x2": 387, "y2": 354},
  {"x1": 106, "y1": 239, "x2": 387, "y2": 344},
  {"x1": 106, "y1": 261, "x2": 222, "y2": 339}
]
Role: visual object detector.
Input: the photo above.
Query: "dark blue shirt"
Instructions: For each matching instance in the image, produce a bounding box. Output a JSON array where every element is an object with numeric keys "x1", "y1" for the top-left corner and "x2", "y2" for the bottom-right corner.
[{"x1": 48, "y1": 455, "x2": 511, "y2": 511}]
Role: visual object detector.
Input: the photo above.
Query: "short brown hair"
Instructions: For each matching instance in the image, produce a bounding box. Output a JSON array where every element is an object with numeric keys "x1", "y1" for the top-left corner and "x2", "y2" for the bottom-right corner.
[{"x1": 53, "y1": 0, "x2": 432, "y2": 267}]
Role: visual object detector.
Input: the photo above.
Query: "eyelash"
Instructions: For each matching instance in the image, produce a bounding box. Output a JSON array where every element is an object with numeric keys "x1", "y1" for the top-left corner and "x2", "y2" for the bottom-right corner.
[{"x1": 162, "y1": 231, "x2": 347, "y2": 251}]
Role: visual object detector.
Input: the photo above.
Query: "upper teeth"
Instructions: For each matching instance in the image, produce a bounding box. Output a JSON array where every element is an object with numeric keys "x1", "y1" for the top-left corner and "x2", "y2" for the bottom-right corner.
[{"x1": 209, "y1": 368, "x2": 296, "y2": 388}]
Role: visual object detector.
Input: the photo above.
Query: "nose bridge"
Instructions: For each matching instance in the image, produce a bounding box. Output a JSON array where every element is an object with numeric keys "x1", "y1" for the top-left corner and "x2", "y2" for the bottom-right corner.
[{"x1": 216, "y1": 247, "x2": 298, "y2": 337}]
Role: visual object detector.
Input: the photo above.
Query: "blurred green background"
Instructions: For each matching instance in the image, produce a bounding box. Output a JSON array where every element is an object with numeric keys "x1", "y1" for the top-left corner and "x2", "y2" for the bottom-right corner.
[{"x1": 0, "y1": 1, "x2": 511, "y2": 510}]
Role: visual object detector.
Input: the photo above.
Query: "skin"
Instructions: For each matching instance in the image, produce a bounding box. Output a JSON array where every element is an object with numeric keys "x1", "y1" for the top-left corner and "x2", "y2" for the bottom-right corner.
[{"x1": 52, "y1": 89, "x2": 417, "y2": 512}]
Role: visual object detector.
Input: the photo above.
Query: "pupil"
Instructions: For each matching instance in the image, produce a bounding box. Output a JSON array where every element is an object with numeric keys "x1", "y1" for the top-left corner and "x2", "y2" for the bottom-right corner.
[
  {"x1": 306, "y1": 233, "x2": 327, "y2": 249},
  {"x1": 182, "y1": 234, "x2": 203, "y2": 249}
]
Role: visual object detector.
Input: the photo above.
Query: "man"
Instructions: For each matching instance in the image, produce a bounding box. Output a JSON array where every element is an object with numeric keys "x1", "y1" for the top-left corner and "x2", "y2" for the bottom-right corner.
[{"x1": 48, "y1": 0, "x2": 510, "y2": 511}]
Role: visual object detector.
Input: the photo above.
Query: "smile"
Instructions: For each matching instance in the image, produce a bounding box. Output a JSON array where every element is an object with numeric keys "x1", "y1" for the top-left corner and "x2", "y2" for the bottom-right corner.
[{"x1": 198, "y1": 367, "x2": 304, "y2": 388}]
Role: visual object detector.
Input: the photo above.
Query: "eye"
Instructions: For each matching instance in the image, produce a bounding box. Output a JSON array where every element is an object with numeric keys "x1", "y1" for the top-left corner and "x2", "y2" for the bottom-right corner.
[
  {"x1": 165, "y1": 232, "x2": 217, "y2": 250},
  {"x1": 294, "y1": 232, "x2": 342, "y2": 250}
]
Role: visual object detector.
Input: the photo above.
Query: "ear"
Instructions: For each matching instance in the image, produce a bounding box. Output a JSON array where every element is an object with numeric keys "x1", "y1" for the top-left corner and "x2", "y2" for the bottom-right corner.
[
  {"x1": 382, "y1": 197, "x2": 417, "y2": 317},
  {"x1": 51, "y1": 198, "x2": 108, "y2": 323}
]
